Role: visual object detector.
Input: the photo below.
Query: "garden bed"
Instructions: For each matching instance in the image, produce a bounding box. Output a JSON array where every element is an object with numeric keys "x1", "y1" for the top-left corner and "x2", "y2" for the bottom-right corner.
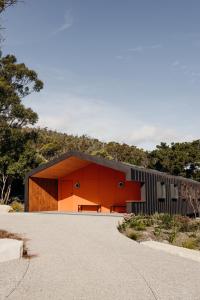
[{"x1": 118, "y1": 213, "x2": 200, "y2": 250}]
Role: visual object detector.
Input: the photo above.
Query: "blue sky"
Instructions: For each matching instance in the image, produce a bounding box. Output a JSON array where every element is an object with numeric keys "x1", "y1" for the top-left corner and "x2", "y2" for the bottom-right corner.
[{"x1": 1, "y1": 0, "x2": 200, "y2": 149}]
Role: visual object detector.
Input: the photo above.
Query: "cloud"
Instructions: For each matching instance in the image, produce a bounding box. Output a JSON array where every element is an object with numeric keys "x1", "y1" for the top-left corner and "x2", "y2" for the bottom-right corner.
[
  {"x1": 128, "y1": 44, "x2": 162, "y2": 52},
  {"x1": 28, "y1": 91, "x2": 191, "y2": 150},
  {"x1": 115, "y1": 44, "x2": 161, "y2": 60},
  {"x1": 52, "y1": 10, "x2": 73, "y2": 35},
  {"x1": 115, "y1": 55, "x2": 124, "y2": 60},
  {"x1": 171, "y1": 60, "x2": 180, "y2": 67},
  {"x1": 171, "y1": 60, "x2": 200, "y2": 83}
]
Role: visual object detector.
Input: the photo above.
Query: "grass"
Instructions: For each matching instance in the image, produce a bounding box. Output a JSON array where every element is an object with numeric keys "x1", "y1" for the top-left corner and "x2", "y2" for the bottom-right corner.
[{"x1": 118, "y1": 213, "x2": 200, "y2": 251}]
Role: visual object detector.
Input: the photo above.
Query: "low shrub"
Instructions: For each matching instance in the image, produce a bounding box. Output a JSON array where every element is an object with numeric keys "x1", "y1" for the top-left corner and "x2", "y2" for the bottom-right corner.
[
  {"x1": 187, "y1": 222, "x2": 200, "y2": 232},
  {"x1": 126, "y1": 228, "x2": 141, "y2": 240},
  {"x1": 119, "y1": 213, "x2": 200, "y2": 251},
  {"x1": 129, "y1": 218, "x2": 146, "y2": 231},
  {"x1": 182, "y1": 239, "x2": 198, "y2": 250},
  {"x1": 154, "y1": 226, "x2": 162, "y2": 238},
  {"x1": 158, "y1": 214, "x2": 173, "y2": 229},
  {"x1": 11, "y1": 201, "x2": 24, "y2": 212},
  {"x1": 168, "y1": 228, "x2": 178, "y2": 244},
  {"x1": 175, "y1": 215, "x2": 190, "y2": 232}
]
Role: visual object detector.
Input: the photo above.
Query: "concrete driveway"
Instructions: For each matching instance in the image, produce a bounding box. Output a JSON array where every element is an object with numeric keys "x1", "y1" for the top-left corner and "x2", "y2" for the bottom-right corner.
[{"x1": 0, "y1": 213, "x2": 200, "y2": 300}]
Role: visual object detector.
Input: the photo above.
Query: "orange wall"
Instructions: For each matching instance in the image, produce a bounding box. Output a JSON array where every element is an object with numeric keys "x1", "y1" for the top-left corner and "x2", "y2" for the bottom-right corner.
[
  {"x1": 58, "y1": 163, "x2": 141, "y2": 212},
  {"x1": 29, "y1": 178, "x2": 58, "y2": 212}
]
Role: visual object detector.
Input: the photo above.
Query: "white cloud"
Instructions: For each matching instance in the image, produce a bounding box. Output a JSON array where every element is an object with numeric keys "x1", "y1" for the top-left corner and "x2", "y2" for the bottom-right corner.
[
  {"x1": 128, "y1": 44, "x2": 162, "y2": 52},
  {"x1": 52, "y1": 10, "x2": 73, "y2": 35},
  {"x1": 28, "y1": 91, "x2": 191, "y2": 150},
  {"x1": 171, "y1": 60, "x2": 200, "y2": 84},
  {"x1": 115, "y1": 55, "x2": 124, "y2": 60}
]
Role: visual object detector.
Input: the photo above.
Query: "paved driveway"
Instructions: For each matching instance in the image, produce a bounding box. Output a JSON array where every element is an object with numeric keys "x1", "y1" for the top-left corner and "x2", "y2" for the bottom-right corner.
[{"x1": 0, "y1": 213, "x2": 200, "y2": 300}]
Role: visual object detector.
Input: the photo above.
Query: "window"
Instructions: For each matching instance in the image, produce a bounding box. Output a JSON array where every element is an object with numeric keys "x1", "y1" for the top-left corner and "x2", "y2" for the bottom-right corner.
[
  {"x1": 118, "y1": 181, "x2": 125, "y2": 188},
  {"x1": 170, "y1": 183, "x2": 178, "y2": 201},
  {"x1": 74, "y1": 182, "x2": 80, "y2": 189},
  {"x1": 157, "y1": 181, "x2": 166, "y2": 200}
]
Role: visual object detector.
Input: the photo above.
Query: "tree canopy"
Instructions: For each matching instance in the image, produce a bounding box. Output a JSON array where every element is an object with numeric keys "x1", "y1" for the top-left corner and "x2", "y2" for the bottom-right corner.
[
  {"x1": 148, "y1": 141, "x2": 200, "y2": 181},
  {"x1": 0, "y1": 54, "x2": 43, "y2": 203},
  {"x1": 0, "y1": 0, "x2": 17, "y2": 13}
]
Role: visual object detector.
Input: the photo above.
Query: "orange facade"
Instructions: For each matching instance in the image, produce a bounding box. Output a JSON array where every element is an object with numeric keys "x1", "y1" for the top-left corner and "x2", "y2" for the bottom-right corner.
[{"x1": 58, "y1": 163, "x2": 141, "y2": 212}]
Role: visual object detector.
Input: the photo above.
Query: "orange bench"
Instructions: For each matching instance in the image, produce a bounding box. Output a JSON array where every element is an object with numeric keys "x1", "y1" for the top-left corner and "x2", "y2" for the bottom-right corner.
[{"x1": 78, "y1": 204, "x2": 101, "y2": 212}]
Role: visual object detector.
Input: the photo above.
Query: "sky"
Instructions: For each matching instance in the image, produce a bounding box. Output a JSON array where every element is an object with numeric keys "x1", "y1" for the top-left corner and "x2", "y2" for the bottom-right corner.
[{"x1": 1, "y1": 0, "x2": 200, "y2": 149}]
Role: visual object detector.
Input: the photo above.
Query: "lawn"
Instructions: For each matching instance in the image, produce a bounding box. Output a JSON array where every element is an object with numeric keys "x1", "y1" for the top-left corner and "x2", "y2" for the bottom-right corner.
[{"x1": 118, "y1": 213, "x2": 200, "y2": 250}]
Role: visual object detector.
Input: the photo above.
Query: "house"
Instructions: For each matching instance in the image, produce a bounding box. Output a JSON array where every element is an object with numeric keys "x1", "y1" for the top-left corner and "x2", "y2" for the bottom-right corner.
[{"x1": 25, "y1": 151, "x2": 200, "y2": 215}]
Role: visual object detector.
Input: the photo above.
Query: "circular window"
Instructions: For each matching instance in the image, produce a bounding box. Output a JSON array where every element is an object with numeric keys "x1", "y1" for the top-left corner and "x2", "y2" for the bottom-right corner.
[
  {"x1": 118, "y1": 181, "x2": 125, "y2": 188},
  {"x1": 74, "y1": 182, "x2": 80, "y2": 189}
]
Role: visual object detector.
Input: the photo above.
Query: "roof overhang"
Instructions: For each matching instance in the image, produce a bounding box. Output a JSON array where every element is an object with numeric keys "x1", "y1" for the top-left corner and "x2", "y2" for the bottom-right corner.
[{"x1": 27, "y1": 151, "x2": 132, "y2": 180}]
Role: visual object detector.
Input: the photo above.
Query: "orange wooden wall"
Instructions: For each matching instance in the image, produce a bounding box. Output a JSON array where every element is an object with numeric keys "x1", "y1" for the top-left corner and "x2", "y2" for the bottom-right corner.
[
  {"x1": 58, "y1": 163, "x2": 141, "y2": 212},
  {"x1": 29, "y1": 178, "x2": 58, "y2": 212}
]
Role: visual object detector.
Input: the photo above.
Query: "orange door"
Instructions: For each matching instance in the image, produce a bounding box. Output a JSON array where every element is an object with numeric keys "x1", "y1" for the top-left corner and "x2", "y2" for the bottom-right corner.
[{"x1": 59, "y1": 180, "x2": 73, "y2": 211}]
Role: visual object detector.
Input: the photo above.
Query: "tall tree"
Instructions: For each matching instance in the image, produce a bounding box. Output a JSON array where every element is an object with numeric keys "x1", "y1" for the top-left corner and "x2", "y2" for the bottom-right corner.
[
  {"x1": 0, "y1": 54, "x2": 43, "y2": 203},
  {"x1": 149, "y1": 141, "x2": 200, "y2": 181},
  {"x1": 0, "y1": 0, "x2": 18, "y2": 13}
]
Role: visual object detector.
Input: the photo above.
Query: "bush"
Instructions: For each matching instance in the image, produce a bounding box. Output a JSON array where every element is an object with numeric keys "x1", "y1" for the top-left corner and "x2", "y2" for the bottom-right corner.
[
  {"x1": 11, "y1": 201, "x2": 24, "y2": 212},
  {"x1": 126, "y1": 228, "x2": 141, "y2": 240},
  {"x1": 168, "y1": 228, "x2": 178, "y2": 244},
  {"x1": 187, "y1": 222, "x2": 200, "y2": 232},
  {"x1": 154, "y1": 226, "x2": 162, "y2": 238},
  {"x1": 182, "y1": 239, "x2": 198, "y2": 250},
  {"x1": 118, "y1": 213, "x2": 200, "y2": 251},
  {"x1": 158, "y1": 214, "x2": 173, "y2": 229},
  {"x1": 175, "y1": 215, "x2": 190, "y2": 232},
  {"x1": 129, "y1": 218, "x2": 146, "y2": 231}
]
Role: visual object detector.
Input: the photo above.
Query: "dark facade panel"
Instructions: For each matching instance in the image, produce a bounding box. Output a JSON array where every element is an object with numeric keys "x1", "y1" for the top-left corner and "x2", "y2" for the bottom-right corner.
[{"x1": 131, "y1": 168, "x2": 200, "y2": 215}]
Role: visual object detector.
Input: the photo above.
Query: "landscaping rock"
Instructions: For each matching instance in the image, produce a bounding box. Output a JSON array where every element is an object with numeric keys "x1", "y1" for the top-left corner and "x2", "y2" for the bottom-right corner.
[
  {"x1": 0, "y1": 205, "x2": 12, "y2": 214},
  {"x1": 0, "y1": 238, "x2": 23, "y2": 262}
]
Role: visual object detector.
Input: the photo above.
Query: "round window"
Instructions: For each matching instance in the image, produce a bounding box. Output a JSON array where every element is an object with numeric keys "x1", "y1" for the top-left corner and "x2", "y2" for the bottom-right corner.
[
  {"x1": 74, "y1": 182, "x2": 80, "y2": 189},
  {"x1": 118, "y1": 181, "x2": 125, "y2": 188}
]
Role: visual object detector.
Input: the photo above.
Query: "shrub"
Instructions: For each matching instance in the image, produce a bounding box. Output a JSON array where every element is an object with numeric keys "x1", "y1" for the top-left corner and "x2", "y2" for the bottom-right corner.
[
  {"x1": 129, "y1": 218, "x2": 146, "y2": 231},
  {"x1": 187, "y1": 222, "x2": 200, "y2": 232},
  {"x1": 154, "y1": 226, "x2": 162, "y2": 238},
  {"x1": 126, "y1": 228, "x2": 141, "y2": 240},
  {"x1": 11, "y1": 201, "x2": 24, "y2": 212},
  {"x1": 168, "y1": 228, "x2": 178, "y2": 244},
  {"x1": 158, "y1": 214, "x2": 173, "y2": 229},
  {"x1": 182, "y1": 239, "x2": 198, "y2": 250},
  {"x1": 175, "y1": 215, "x2": 190, "y2": 232}
]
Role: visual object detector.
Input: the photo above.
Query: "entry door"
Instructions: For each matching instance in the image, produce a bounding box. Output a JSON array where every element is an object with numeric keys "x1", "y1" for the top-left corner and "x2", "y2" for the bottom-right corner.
[{"x1": 59, "y1": 180, "x2": 73, "y2": 211}]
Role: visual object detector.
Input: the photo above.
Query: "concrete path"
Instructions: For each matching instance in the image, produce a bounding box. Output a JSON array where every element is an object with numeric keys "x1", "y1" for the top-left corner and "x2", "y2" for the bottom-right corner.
[{"x1": 0, "y1": 213, "x2": 200, "y2": 300}]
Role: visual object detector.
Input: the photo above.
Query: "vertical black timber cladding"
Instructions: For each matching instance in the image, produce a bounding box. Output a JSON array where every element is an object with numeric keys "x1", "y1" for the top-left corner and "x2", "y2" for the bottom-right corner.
[
  {"x1": 154, "y1": 173, "x2": 158, "y2": 213},
  {"x1": 147, "y1": 172, "x2": 151, "y2": 214},
  {"x1": 131, "y1": 167, "x2": 200, "y2": 215}
]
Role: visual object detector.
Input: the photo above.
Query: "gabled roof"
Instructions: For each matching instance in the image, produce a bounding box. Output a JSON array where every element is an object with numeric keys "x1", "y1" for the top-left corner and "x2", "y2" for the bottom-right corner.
[
  {"x1": 26, "y1": 150, "x2": 200, "y2": 185},
  {"x1": 27, "y1": 150, "x2": 132, "y2": 180}
]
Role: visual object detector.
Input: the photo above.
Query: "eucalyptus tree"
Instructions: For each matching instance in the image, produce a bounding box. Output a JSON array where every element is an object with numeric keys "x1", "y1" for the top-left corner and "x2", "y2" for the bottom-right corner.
[{"x1": 0, "y1": 54, "x2": 43, "y2": 203}]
